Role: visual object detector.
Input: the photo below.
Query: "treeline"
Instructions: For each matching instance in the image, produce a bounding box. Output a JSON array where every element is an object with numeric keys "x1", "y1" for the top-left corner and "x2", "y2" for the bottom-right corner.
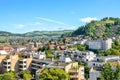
[{"x1": 101, "y1": 63, "x2": 120, "y2": 80}]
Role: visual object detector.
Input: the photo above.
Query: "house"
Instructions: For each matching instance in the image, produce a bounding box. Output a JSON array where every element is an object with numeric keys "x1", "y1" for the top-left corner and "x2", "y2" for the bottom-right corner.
[
  {"x1": 0, "y1": 50, "x2": 8, "y2": 55},
  {"x1": 33, "y1": 51, "x2": 46, "y2": 59},
  {"x1": 59, "y1": 45, "x2": 68, "y2": 50},
  {"x1": 0, "y1": 46, "x2": 14, "y2": 52}
]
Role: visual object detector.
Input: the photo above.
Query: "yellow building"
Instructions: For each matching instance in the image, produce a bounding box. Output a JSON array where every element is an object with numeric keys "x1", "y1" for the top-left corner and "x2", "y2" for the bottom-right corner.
[{"x1": 0, "y1": 54, "x2": 32, "y2": 72}]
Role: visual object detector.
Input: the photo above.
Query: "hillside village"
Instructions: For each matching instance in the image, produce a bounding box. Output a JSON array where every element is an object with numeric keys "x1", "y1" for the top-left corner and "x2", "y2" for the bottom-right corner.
[{"x1": 0, "y1": 27, "x2": 120, "y2": 80}]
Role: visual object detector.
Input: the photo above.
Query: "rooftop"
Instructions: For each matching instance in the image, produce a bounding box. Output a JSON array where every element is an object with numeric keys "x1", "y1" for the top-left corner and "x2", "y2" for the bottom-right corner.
[{"x1": 48, "y1": 61, "x2": 71, "y2": 67}]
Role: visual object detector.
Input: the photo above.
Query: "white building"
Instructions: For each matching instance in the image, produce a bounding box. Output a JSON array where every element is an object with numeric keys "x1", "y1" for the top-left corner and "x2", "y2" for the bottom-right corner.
[
  {"x1": 16, "y1": 46, "x2": 27, "y2": 52},
  {"x1": 0, "y1": 50, "x2": 8, "y2": 55},
  {"x1": 89, "y1": 67, "x2": 101, "y2": 80},
  {"x1": 70, "y1": 50, "x2": 96, "y2": 62},
  {"x1": 59, "y1": 54, "x2": 72, "y2": 63},
  {"x1": 88, "y1": 38, "x2": 112, "y2": 50},
  {"x1": 33, "y1": 51, "x2": 46, "y2": 59},
  {"x1": 89, "y1": 56, "x2": 120, "y2": 80},
  {"x1": 88, "y1": 56, "x2": 120, "y2": 68}
]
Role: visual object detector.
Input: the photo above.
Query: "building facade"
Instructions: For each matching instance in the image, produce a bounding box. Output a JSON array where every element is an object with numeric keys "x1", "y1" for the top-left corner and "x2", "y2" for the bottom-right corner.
[{"x1": 88, "y1": 38, "x2": 112, "y2": 50}]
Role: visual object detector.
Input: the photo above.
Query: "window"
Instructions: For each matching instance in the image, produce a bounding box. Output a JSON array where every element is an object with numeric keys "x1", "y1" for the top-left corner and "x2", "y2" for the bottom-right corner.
[{"x1": 97, "y1": 77, "x2": 101, "y2": 80}]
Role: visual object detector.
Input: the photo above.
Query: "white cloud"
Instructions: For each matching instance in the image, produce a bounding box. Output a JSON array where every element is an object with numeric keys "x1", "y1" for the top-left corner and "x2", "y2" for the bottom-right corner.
[
  {"x1": 28, "y1": 22, "x2": 43, "y2": 26},
  {"x1": 14, "y1": 22, "x2": 43, "y2": 29},
  {"x1": 55, "y1": 25, "x2": 77, "y2": 30},
  {"x1": 35, "y1": 17, "x2": 68, "y2": 26},
  {"x1": 14, "y1": 24, "x2": 26, "y2": 29},
  {"x1": 80, "y1": 17, "x2": 97, "y2": 23}
]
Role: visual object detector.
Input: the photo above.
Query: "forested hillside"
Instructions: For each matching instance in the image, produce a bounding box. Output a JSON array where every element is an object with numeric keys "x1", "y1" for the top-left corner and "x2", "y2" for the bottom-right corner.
[{"x1": 62, "y1": 17, "x2": 120, "y2": 38}]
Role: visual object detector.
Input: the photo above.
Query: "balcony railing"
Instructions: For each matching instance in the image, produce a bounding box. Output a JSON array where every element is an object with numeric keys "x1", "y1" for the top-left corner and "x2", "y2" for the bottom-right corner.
[
  {"x1": 3, "y1": 59, "x2": 11, "y2": 62},
  {"x1": 19, "y1": 67, "x2": 27, "y2": 70}
]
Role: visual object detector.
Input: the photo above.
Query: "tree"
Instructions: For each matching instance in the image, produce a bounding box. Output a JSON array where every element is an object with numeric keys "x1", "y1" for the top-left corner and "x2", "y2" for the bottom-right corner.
[
  {"x1": 114, "y1": 40, "x2": 120, "y2": 46},
  {"x1": 77, "y1": 44, "x2": 86, "y2": 51},
  {"x1": 39, "y1": 68, "x2": 70, "y2": 80},
  {"x1": 19, "y1": 70, "x2": 32, "y2": 80},
  {"x1": 84, "y1": 66, "x2": 90, "y2": 80},
  {"x1": 0, "y1": 71, "x2": 16, "y2": 80},
  {"x1": 45, "y1": 50, "x2": 53, "y2": 58},
  {"x1": 114, "y1": 65, "x2": 120, "y2": 80},
  {"x1": 101, "y1": 63, "x2": 114, "y2": 80},
  {"x1": 101, "y1": 63, "x2": 120, "y2": 80}
]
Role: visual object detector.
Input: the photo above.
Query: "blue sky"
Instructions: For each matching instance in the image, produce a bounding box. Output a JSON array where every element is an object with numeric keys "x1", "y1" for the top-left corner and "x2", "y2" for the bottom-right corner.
[{"x1": 0, "y1": 0, "x2": 120, "y2": 33}]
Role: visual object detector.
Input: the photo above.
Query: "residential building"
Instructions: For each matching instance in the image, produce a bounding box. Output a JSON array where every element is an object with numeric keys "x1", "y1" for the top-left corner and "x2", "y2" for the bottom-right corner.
[
  {"x1": 47, "y1": 61, "x2": 85, "y2": 80},
  {"x1": 89, "y1": 67, "x2": 101, "y2": 80},
  {"x1": 31, "y1": 52, "x2": 85, "y2": 80},
  {"x1": 89, "y1": 55, "x2": 120, "y2": 80},
  {"x1": 18, "y1": 54, "x2": 33, "y2": 71},
  {"x1": 58, "y1": 50, "x2": 96, "y2": 62},
  {"x1": 0, "y1": 53, "x2": 32, "y2": 72},
  {"x1": 88, "y1": 56, "x2": 120, "y2": 68},
  {"x1": 33, "y1": 51, "x2": 46, "y2": 59},
  {"x1": 70, "y1": 50, "x2": 96, "y2": 62},
  {"x1": 88, "y1": 38, "x2": 112, "y2": 50}
]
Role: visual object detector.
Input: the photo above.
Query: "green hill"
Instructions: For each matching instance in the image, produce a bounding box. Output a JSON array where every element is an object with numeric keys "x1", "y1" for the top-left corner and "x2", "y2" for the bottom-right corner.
[
  {"x1": 0, "y1": 30, "x2": 73, "y2": 37},
  {"x1": 23, "y1": 30, "x2": 73, "y2": 37},
  {"x1": 62, "y1": 17, "x2": 120, "y2": 38}
]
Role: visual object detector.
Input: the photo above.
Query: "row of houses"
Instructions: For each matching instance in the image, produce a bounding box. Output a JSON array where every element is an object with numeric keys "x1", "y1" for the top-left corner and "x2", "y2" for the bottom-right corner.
[
  {"x1": 67, "y1": 38, "x2": 112, "y2": 51},
  {"x1": 54, "y1": 49, "x2": 120, "y2": 80},
  {"x1": 0, "y1": 50, "x2": 85, "y2": 80}
]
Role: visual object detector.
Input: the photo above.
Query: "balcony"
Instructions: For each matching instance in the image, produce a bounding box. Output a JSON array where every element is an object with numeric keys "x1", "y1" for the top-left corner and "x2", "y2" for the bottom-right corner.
[
  {"x1": 4, "y1": 66, "x2": 11, "y2": 71},
  {"x1": 6, "y1": 68, "x2": 11, "y2": 71},
  {"x1": 3, "y1": 60, "x2": 11, "y2": 67},
  {"x1": 19, "y1": 59, "x2": 27, "y2": 62},
  {"x1": 19, "y1": 59, "x2": 27, "y2": 66},
  {"x1": 3, "y1": 64, "x2": 11, "y2": 67},
  {"x1": 3, "y1": 59, "x2": 11, "y2": 62},
  {"x1": 31, "y1": 67, "x2": 38, "y2": 70},
  {"x1": 19, "y1": 63, "x2": 26, "y2": 66},
  {"x1": 19, "y1": 67, "x2": 27, "y2": 70},
  {"x1": 31, "y1": 63, "x2": 45, "y2": 67}
]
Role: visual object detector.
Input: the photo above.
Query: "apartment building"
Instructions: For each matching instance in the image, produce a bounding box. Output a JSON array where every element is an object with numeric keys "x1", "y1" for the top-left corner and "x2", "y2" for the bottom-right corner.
[
  {"x1": 57, "y1": 50, "x2": 96, "y2": 62},
  {"x1": 47, "y1": 61, "x2": 85, "y2": 80},
  {"x1": 89, "y1": 67, "x2": 101, "y2": 80},
  {"x1": 88, "y1": 38, "x2": 112, "y2": 50},
  {"x1": 0, "y1": 50, "x2": 85, "y2": 80},
  {"x1": 18, "y1": 54, "x2": 32, "y2": 71},
  {"x1": 89, "y1": 56, "x2": 120, "y2": 80},
  {"x1": 70, "y1": 50, "x2": 96, "y2": 62},
  {"x1": 0, "y1": 53, "x2": 32, "y2": 72},
  {"x1": 31, "y1": 52, "x2": 85, "y2": 80}
]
